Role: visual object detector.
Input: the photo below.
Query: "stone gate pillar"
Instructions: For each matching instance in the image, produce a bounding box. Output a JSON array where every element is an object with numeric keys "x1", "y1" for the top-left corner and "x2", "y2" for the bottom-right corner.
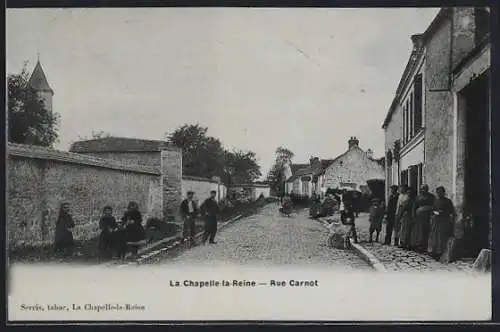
[{"x1": 160, "y1": 148, "x2": 182, "y2": 222}]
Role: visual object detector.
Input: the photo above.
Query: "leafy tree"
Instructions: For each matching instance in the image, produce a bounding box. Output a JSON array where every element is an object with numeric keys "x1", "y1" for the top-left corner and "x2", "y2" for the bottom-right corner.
[
  {"x1": 7, "y1": 63, "x2": 60, "y2": 146},
  {"x1": 166, "y1": 124, "x2": 225, "y2": 179},
  {"x1": 223, "y1": 149, "x2": 262, "y2": 186},
  {"x1": 166, "y1": 124, "x2": 262, "y2": 185},
  {"x1": 267, "y1": 146, "x2": 295, "y2": 195}
]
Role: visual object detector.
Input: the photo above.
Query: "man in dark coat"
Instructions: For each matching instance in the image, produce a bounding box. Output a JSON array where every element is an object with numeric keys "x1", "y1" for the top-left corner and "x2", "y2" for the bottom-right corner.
[
  {"x1": 384, "y1": 185, "x2": 399, "y2": 245},
  {"x1": 180, "y1": 191, "x2": 199, "y2": 246},
  {"x1": 201, "y1": 190, "x2": 221, "y2": 244}
]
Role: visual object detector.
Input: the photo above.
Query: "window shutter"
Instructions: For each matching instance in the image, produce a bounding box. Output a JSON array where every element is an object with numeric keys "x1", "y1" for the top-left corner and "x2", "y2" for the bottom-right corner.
[{"x1": 414, "y1": 74, "x2": 423, "y2": 130}]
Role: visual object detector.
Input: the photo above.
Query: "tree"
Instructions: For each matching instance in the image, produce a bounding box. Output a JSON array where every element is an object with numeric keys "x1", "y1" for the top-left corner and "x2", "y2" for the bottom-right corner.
[
  {"x1": 8, "y1": 63, "x2": 60, "y2": 147},
  {"x1": 166, "y1": 124, "x2": 226, "y2": 179},
  {"x1": 223, "y1": 149, "x2": 262, "y2": 186},
  {"x1": 166, "y1": 124, "x2": 262, "y2": 185},
  {"x1": 267, "y1": 146, "x2": 295, "y2": 195}
]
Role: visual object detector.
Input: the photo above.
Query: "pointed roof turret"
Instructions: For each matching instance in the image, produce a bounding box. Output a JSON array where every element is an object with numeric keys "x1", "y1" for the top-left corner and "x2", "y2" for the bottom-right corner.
[{"x1": 27, "y1": 60, "x2": 53, "y2": 95}]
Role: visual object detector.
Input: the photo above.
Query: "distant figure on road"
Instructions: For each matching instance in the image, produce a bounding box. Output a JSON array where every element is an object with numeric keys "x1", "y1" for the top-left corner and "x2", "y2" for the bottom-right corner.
[
  {"x1": 54, "y1": 202, "x2": 75, "y2": 258},
  {"x1": 180, "y1": 191, "x2": 199, "y2": 247},
  {"x1": 281, "y1": 194, "x2": 293, "y2": 217},
  {"x1": 384, "y1": 185, "x2": 399, "y2": 245},
  {"x1": 201, "y1": 190, "x2": 221, "y2": 244}
]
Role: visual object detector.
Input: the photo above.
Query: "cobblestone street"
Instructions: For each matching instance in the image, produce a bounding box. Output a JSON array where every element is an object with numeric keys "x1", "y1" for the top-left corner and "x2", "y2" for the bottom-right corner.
[
  {"x1": 354, "y1": 213, "x2": 473, "y2": 272},
  {"x1": 161, "y1": 203, "x2": 372, "y2": 270}
]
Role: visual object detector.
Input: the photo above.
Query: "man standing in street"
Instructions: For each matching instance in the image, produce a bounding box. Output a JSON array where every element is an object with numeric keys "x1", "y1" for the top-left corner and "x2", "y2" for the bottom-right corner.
[
  {"x1": 180, "y1": 191, "x2": 198, "y2": 247},
  {"x1": 201, "y1": 190, "x2": 221, "y2": 245},
  {"x1": 384, "y1": 185, "x2": 399, "y2": 245}
]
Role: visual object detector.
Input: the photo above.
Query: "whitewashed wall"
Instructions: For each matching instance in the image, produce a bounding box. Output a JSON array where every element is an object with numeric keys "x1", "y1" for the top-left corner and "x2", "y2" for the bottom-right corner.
[{"x1": 181, "y1": 177, "x2": 227, "y2": 204}]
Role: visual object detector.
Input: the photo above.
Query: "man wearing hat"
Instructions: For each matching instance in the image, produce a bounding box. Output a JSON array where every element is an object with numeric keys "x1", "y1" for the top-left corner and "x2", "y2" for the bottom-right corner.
[{"x1": 180, "y1": 191, "x2": 199, "y2": 246}]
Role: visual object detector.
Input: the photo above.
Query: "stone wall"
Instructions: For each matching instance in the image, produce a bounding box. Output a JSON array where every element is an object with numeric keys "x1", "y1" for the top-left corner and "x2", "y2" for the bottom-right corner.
[
  {"x1": 161, "y1": 149, "x2": 183, "y2": 222},
  {"x1": 323, "y1": 147, "x2": 385, "y2": 191},
  {"x1": 7, "y1": 143, "x2": 161, "y2": 249},
  {"x1": 81, "y1": 151, "x2": 162, "y2": 169}
]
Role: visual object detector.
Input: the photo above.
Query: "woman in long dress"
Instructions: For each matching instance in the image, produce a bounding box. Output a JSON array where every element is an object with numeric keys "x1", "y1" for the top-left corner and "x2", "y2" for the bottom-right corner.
[
  {"x1": 412, "y1": 185, "x2": 435, "y2": 252},
  {"x1": 396, "y1": 185, "x2": 414, "y2": 249},
  {"x1": 54, "y1": 202, "x2": 75, "y2": 257},
  {"x1": 428, "y1": 186, "x2": 456, "y2": 260}
]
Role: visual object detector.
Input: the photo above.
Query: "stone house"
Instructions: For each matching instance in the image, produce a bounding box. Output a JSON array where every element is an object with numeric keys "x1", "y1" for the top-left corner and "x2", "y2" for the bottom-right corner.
[
  {"x1": 382, "y1": 7, "x2": 491, "y2": 254},
  {"x1": 322, "y1": 137, "x2": 385, "y2": 194},
  {"x1": 283, "y1": 163, "x2": 309, "y2": 195}
]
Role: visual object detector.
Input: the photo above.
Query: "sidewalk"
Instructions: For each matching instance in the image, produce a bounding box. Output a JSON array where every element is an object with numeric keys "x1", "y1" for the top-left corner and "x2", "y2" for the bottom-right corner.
[{"x1": 352, "y1": 213, "x2": 473, "y2": 272}]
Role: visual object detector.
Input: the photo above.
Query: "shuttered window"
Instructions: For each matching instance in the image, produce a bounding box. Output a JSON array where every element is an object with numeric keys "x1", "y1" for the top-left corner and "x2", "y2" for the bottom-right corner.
[{"x1": 414, "y1": 74, "x2": 423, "y2": 130}]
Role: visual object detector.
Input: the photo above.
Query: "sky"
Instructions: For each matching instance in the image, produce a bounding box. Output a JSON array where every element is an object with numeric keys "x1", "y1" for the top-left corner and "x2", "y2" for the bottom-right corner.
[{"x1": 6, "y1": 7, "x2": 440, "y2": 178}]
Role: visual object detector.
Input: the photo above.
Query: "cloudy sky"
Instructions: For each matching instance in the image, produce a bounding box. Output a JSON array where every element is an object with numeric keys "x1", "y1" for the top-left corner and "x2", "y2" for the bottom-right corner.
[{"x1": 7, "y1": 7, "x2": 439, "y2": 178}]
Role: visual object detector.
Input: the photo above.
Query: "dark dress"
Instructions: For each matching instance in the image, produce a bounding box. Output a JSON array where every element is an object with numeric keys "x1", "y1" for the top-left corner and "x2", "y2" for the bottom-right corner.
[
  {"x1": 117, "y1": 210, "x2": 145, "y2": 256},
  {"x1": 54, "y1": 212, "x2": 75, "y2": 256},
  {"x1": 369, "y1": 203, "x2": 385, "y2": 233},
  {"x1": 428, "y1": 197, "x2": 455, "y2": 256},
  {"x1": 99, "y1": 215, "x2": 118, "y2": 257},
  {"x1": 412, "y1": 193, "x2": 435, "y2": 250}
]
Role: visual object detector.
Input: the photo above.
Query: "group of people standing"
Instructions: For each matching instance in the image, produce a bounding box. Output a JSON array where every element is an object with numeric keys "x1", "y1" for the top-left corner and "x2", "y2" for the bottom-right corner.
[
  {"x1": 54, "y1": 201, "x2": 146, "y2": 260},
  {"x1": 179, "y1": 190, "x2": 222, "y2": 247},
  {"x1": 383, "y1": 184, "x2": 456, "y2": 260}
]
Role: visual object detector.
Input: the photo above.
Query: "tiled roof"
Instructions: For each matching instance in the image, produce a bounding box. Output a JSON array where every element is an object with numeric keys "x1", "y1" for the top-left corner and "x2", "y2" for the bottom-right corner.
[
  {"x1": 27, "y1": 61, "x2": 53, "y2": 93},
  {"x1": 69, "y1": 137, "x2": 178, "y2": 153},
  {"x1": 290, "y1": 163, "x2": 309, "y2": 174}
]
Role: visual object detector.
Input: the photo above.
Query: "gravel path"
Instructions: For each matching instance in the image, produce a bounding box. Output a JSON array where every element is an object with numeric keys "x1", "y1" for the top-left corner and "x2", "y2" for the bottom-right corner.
[{"x1": 159, "y1": 203, "x2": 371, "y2": 270}]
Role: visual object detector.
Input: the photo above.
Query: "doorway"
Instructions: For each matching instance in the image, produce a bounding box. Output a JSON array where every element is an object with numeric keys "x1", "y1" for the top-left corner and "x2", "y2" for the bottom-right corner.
[{"x1": 461, "y1": 70, "x2": 491, "y2": 255}]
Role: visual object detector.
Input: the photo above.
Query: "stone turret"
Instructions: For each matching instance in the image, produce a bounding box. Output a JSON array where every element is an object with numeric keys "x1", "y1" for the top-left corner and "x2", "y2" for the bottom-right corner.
[{"x1": 27, "y1": 59, "x2": 54, "y2": 114}]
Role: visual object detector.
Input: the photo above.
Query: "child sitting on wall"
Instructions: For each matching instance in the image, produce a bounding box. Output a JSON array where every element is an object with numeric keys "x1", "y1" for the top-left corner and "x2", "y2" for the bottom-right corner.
[{"x1": 117, "y1": 202, "x2": 146, "y2": 259}]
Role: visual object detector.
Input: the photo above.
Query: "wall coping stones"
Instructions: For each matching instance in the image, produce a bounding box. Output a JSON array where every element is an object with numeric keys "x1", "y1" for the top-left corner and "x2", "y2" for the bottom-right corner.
[
  {"x1": 182, "y1": 175, "x2": 220, "y2": 183},
  {"x1": 8, "y1": 143, "x2": 161, "y2": 175}
]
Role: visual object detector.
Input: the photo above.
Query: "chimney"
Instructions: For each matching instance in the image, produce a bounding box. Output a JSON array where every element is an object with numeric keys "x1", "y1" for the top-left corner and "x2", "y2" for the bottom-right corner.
[
  {"x1": 348, "y1": 137, "x2": 359, "y2": 150},
  {"x1": 366, "y1": 149, "x2": 374, "y2": 159},
  {"x1": 411, "y1": 34, "x2": 424, "y2": 50},
  {"x1": 309, "y1": 156, "x2": 320, "y2": 166}
]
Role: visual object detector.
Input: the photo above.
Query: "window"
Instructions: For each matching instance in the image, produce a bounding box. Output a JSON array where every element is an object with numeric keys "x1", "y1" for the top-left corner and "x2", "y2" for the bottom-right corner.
[
  {"x1": 402, "y1": 74, "x2": 424, "y2": 145},
  {"x1": 414, "y1": 74, "x2": 423, "y2": 129},
  {"x1": 400, "y1": 169, "x2": 409, "y2": 186},
  {"x1": 417, "y1": 163, "x2": 423, "y2": 189},
  {"x1": 409, "y1": 165, "x2": 418, "y2": 196}
]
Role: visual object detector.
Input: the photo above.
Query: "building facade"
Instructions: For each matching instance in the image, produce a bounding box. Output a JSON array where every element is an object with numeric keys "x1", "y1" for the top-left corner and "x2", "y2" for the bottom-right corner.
[
  {"x1": 322, "y1": 137, "x2": 385, "y2": 193},
  {"x1": 382, "y1": 7, "x2": 491, "y2": 253}
]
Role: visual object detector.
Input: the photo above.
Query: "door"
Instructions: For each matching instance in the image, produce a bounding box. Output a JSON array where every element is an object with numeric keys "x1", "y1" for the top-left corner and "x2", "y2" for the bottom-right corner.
[{"x1": 462, "y1": 70, "x2": 491, "y2": 254}]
